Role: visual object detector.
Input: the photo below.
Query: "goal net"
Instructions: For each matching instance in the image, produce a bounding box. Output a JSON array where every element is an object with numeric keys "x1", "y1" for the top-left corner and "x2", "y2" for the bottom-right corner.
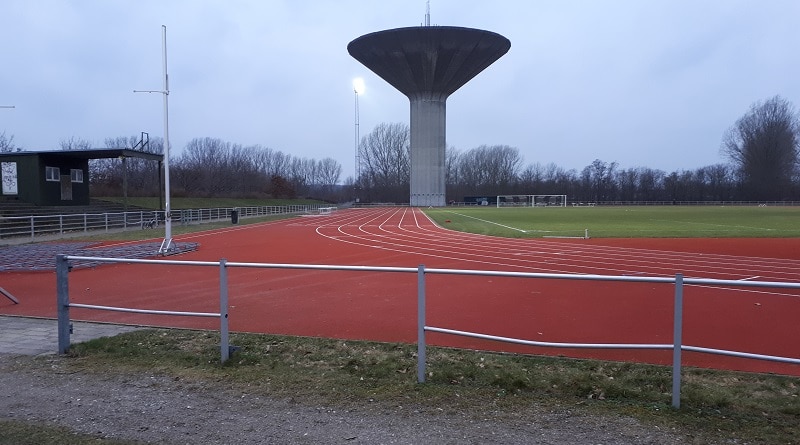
[{"x1": 496, "y1": 195, "x2": 567, "y2": 208}]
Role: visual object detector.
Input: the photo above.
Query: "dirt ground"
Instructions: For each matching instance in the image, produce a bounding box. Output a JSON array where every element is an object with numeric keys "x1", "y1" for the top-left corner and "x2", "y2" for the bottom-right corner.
[{"x1": 1, "y1": 353, "x2": 699, "y2": 445}]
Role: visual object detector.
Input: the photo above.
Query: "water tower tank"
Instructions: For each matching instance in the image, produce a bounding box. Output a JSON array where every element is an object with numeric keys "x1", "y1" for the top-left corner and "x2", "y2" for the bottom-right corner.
[{"x1": 348, "y1": 26, "x2": 510, "y2": 206}]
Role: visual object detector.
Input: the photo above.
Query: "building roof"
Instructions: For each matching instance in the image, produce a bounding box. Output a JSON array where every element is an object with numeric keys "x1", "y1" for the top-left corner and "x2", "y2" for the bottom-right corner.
[{"x1": 0, "y1": 148, "x2": 163, "y2": 162}]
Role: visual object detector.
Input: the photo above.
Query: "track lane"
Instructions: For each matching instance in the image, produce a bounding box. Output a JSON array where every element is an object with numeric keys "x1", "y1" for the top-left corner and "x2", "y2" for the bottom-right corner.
[{"x1": 317, "y1": 208, "x2": 800, "y2": 285}]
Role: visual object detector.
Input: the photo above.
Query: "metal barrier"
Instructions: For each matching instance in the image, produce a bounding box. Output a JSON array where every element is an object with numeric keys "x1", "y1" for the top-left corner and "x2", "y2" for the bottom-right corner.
[
  {"x1": 56, "y1": 254, "x2": 231, "y2": 363},
  {"x1": 2, "y1": 204, "x2": 329, "y2": 241},
  {"x1": 416, "y1": 267, "x2": 800, "y2": 409},
  {"x1": 55, "y1": 256, "x2": 800, "y2": 408}
]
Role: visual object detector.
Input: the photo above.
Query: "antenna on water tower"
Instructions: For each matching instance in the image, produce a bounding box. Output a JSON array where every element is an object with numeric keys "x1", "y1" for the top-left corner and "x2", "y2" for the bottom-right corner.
[{"x1": 425, "y1": 1, "x2": 430, "y2": 26}]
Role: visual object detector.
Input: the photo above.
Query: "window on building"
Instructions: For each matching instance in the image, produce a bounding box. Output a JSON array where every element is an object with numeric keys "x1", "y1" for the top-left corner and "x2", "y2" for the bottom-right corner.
[
  {"x1": 46, "y1": 166, "x2": 60, "y2": 182},
  {"x1": 70, "y1": 169, "x2": 84, "y2": 183}
]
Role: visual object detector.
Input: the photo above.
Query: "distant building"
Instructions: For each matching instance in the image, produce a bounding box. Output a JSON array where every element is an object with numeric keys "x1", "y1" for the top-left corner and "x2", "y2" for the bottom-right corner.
[{"x1": 0, "y1": 149, "x2": 162, "y2": 206}]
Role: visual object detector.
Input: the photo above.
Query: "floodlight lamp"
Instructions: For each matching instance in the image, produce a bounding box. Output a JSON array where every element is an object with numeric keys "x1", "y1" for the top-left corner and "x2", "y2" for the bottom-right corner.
[{"x1": 353, "y1": 77, "x2": 365, "y2": 95}]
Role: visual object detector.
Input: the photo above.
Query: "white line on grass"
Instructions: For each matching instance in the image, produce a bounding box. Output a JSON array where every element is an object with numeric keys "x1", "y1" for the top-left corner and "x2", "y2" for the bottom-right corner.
[{"x1": 445, "y1": 211, "x2": 533, "y2": 233}]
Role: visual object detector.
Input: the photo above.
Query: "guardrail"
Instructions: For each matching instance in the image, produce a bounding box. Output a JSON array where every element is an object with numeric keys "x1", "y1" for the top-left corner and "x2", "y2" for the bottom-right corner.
[
  {"x1": 56, "y1": 255, "x2": 232, "y2": 363},
  {"x1": 1, "y1": 204, "x2": 329, "y2": 241},
  {"x1": 54, "y1": 256, "x2": 800, "y2": 409}
]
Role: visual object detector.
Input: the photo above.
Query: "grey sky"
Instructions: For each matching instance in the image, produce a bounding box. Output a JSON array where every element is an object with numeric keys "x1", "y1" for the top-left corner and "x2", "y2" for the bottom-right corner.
[{"x1": 2, "y1": 0, "x2": 798, "y2": 180}]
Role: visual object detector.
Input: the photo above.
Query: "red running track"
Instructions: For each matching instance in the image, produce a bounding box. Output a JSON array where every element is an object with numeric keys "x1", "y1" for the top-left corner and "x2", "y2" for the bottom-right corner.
[{"x1": 2, "y1": 207, "x2": 799, "y2": 376}]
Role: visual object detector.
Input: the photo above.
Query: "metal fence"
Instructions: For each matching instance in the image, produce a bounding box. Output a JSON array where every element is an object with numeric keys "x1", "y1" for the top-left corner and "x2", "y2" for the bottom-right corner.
[
  {"x1": 56, "y1": 255, "x2": 232, "y2": 363},
  {"x1": 1, "y1": 204, "x2": 328, "y2": 241},
  {"x1": 55, "y1": 256, "x2": 800, "y2": 409}
]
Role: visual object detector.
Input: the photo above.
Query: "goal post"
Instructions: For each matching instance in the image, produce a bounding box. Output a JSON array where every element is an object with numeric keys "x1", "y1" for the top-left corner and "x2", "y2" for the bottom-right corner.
[{"x1": 496, "y1": 194, "x2": 567, "y2": 208}]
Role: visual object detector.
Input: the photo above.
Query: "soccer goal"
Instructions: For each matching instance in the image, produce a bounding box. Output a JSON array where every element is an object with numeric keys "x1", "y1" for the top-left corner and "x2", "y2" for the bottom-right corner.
[{"x1": 496, "y1": 194, "x2": 567, "y2": 208}]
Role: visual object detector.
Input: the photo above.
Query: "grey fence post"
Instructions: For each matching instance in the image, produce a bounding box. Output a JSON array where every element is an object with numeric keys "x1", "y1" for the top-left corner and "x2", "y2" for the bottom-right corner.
[
  {"x1": 219, "y1": 258, "x2": 230, "y2": 363},
  {"x1": 417, "y1": 264, "x2": 426, "y2": 383},
  {"x1": 57, "y1": 254, "x2": 71, "y2": 354},
  {"x1": 672, "y1": 273, "x2": 684, "y2": 409}
]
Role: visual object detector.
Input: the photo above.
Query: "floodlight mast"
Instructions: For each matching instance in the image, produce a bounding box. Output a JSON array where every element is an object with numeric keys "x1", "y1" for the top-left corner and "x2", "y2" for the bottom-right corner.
[
  {"x1": 353, "y1": 78, "x2": 363, "y2": 199},
  {"x1": 134, "y1": 25, "x2": 173, "y2": 254}
]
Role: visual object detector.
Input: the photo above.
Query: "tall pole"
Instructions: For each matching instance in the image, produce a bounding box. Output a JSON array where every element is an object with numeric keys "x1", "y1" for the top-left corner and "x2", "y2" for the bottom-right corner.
[
  {"x1": 160, "y1": 24, "x2": 173, "y2": 253},
  {"x1": 352, "y1": 77, "x2": 364, "y2": 203},
  {"x1": 135, "y1": 26, "x2": 173, "y2": 253},
  {"x1": 354, "y1": 88, "x2": 360, "y2": 188}
]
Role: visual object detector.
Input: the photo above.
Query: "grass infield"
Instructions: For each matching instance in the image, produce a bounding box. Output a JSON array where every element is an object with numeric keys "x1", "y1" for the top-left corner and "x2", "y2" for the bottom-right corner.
[{"x1": 424, "y1": 205, "x2": 800, "y2": 238}]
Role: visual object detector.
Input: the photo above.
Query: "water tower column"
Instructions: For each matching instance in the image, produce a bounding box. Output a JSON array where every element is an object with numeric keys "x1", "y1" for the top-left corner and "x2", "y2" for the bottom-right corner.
[{"x1": 410, "y1": 94, "x2": 446, "y2": 207}]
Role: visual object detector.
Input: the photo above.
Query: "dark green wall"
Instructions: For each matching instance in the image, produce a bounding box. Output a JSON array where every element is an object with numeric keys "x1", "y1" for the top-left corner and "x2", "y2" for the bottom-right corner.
[{"x1": 0, "y1": 154, "x2": 89, "y2": 206}]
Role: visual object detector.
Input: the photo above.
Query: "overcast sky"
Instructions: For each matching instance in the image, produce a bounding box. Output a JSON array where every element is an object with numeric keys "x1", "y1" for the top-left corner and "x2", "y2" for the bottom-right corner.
[{"x1": 2, "y1": 0, "x2": 799, "y2": 180}]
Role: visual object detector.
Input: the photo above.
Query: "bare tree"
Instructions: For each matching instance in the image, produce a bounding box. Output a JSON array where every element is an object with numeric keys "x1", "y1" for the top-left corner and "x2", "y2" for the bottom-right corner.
[
  {"x1": 722, "y1": 95, "x2": 800, "y2": 200},
  {"x1": 445, "y1": 146, "x2": 461, "y2": 186},
  {"x1": 315, "y1": 158, "x2": 342, "y2": 190},
  {"x1": 580, "y1": 159, "x2": 618, "y2": 202},
  {"x1": 176, "y1": 137, "x2": 231, "y2": 196},
  {"x1": 59, "y1": 136, "x2": 93, "y2": 150},
  {"x1": 458, "y1": 145, "x2": 523, "y2": 195},
  {"x1": 358, "y1": 122, "x2": 410, "y2": 202},
  {"x1": 0, "y1": 131, "x2": 18, "y2": 152}
]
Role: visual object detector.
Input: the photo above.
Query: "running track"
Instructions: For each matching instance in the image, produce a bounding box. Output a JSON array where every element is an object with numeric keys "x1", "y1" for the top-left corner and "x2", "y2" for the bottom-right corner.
[{"x1": 2, "y1": 207, "x2": 799, "y2": 376}]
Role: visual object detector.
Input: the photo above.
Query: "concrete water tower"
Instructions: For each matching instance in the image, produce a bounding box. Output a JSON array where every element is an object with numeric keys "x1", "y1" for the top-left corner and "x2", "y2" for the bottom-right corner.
[{"x1": 348, "y1": 22, "x2": 510, "y2": 206}]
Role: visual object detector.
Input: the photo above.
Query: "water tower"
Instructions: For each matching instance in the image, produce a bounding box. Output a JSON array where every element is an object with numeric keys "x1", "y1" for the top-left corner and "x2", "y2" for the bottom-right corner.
[{"x1": 348, "y1": 24, "x2": 510, "y2": 206}]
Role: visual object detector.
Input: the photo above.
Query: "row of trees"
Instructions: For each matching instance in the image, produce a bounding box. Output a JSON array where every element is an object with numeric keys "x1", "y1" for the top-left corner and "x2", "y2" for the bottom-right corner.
[
  {"x1": 355, "y1": 125, "x2": 748, "y2": 203},
  {"x1": 87, "y1": 136, "x2": 345, "y2": 200},
  {"x1": 355, "y1": 95, "x2": 800, "y2": 202},
  {"x1": 2, "y1": 95, "x2": 798, "y2": 203}
]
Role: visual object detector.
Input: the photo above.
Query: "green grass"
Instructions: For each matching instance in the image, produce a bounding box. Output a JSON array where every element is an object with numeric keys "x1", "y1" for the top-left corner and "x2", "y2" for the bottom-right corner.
[
  {"x1": 425, "y1": 205, "x2": 800, "y2": 238},
  {"x1": 5, "y1": 329, "x2": 797, "y2": 444}
]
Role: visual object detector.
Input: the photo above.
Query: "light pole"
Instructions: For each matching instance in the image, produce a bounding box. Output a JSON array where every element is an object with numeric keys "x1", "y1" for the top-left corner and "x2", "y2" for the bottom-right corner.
[
  {"x1": 135, "y1": 25, "x2": 173, "y2": 254},
  {"x1": 352, "y1": 78, "x2": 364, "y2": 202}
]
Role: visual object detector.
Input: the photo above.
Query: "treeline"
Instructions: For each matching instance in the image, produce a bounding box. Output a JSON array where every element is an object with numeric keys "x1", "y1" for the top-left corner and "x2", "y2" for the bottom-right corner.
[
  {"x1": 355, "y1": 126, "x2": 753, "y2": 203},
  {"x1": 449, "y1": 156, "x2": 747, "y2": 203},
  {"x1": 88, "y1": 136, "x2": 345, "y2": 201},
  {"x1": 355, "y1": 96, "x2": 800, "y2": 203}
]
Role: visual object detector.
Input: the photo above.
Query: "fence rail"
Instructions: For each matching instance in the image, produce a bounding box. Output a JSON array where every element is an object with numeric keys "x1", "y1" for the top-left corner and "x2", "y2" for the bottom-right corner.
[
  {"x1": 55, "y1": 255, "x2": 800, "y2": 409},
  {"x1": 1, "y1": 204, "x2": 329, "y2": 241}
]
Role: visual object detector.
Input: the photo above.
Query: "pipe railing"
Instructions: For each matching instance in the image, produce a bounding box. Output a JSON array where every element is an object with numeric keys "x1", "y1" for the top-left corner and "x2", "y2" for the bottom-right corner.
[
  {"x1": 55, "y1": 255, "x2": 800, "y2": 409},
  {"x1": 1, "y1": 204, "x2": 329, "y2": 241},
  {"x1": 57, "y1": 255, "x2": 231, "y2": 363}
]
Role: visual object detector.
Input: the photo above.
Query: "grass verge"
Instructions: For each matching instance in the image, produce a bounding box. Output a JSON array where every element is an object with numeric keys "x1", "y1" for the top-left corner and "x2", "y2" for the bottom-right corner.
[{"x1": 6, "y1": 329, "x2": 797, "y2": 444}]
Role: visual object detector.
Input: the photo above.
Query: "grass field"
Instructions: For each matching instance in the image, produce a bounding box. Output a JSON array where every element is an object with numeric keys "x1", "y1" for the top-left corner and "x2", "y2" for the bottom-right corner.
[{"x1": 424, "y1": 205, "x2": 800, "y2": 238}]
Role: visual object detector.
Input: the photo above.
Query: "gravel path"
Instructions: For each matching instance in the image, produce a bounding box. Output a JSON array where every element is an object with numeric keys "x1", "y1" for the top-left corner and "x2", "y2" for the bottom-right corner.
[{"x1": 0, "y1": 354, "x2": 699, "y2": 445}]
